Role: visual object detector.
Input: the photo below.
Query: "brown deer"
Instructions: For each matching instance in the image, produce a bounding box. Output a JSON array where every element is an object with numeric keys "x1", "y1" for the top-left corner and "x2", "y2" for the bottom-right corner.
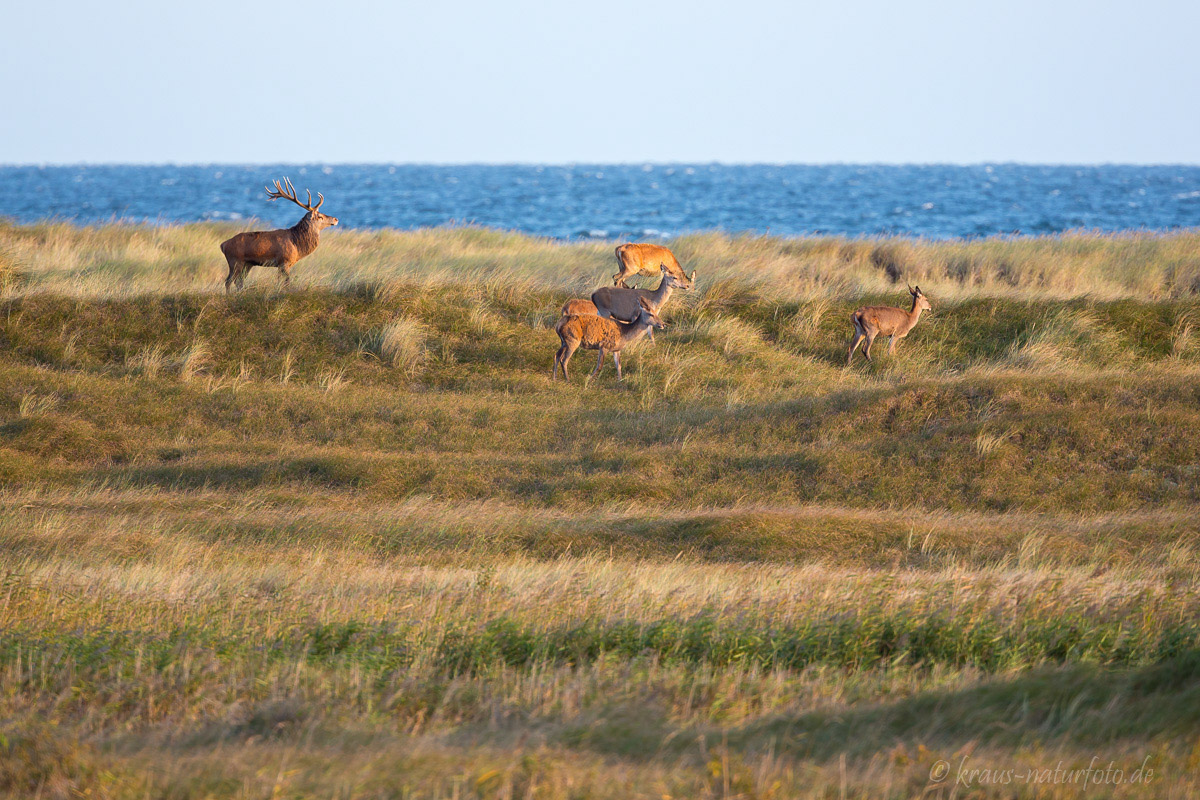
[
  {"x1": 847, "y1": 284, "x2": 932, "y2": 364},
  {"x1": 613, "y1": 243, "x2": 694, "y2": 288},
  {"x1": 552, "y1": 297, "x2": 665, "y2": 382},
  {"x1": 561, "y1": 297, "x2": 601, "y2": 317},
  {"x1": 220, "y1": 178, "x2": 338, "y2": 293},
  {"x1": 559, "y1": 264, "x2": 692, "y2": 343},
  {"x1": 561, "y1": 264, "x2": 692, "y2": 317}
]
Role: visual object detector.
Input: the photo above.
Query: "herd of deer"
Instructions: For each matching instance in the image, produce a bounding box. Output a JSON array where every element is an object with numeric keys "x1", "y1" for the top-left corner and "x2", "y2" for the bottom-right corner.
[{"x1": 220, "y1": 179, "x2": 934, "y2": 381}]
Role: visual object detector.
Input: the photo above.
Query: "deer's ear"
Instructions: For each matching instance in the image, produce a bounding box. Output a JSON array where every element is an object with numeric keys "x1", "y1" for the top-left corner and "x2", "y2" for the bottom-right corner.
[{"x1": 639, "y1": 297, "x2": 652, "y2": 310}]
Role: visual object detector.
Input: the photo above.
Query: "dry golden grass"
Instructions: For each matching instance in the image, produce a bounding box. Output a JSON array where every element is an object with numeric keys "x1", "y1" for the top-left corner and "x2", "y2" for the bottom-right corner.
[
  {"x1": 1, "y1": 222, "x2": 1199, "y2": 798},
  {"x1": 3, "y1": 497, "x2": 1198, "y2": 798},
  {"x1": 4, "y1": 219, "x2": 1200, "y2": 301}
]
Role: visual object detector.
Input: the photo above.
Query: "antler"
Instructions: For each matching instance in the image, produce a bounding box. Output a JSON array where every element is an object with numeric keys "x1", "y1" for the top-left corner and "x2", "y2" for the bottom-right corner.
[{"x1": 264, "y1": 177, "x2": 322, "y2": 213}]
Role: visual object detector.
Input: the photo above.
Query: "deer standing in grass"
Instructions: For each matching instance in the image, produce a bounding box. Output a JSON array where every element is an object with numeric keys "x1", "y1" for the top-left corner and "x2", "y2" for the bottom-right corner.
[
  {"x1": 553, "y1": 298, "x2": 665, "y2": 382},
  {"x1": 220, "y1": 178, "x2": 338, "y2": 293},
  {"x1": 612, "y1": 243, "x2": 692, "y2": 288},
  {"x1": 561, "y1": 264, "x2": 694, "y2": 343},
  {"x1": 847, "y1": 284, "x2": 932, "y2": 364}
]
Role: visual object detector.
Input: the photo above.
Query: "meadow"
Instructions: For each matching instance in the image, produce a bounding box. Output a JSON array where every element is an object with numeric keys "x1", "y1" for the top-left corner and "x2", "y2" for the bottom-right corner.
[{"x1": 1, "y1": 220, "x2": 1199, "y2": 798}]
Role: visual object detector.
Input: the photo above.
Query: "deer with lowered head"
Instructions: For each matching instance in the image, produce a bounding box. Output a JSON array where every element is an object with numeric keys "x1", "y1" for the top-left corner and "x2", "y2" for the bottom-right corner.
[
  {"x1": 847, "y1": 284, "x2": 932, "y2": 364},
  {"x1": 220, "y1": 178, "x2": 338, "y2": 293},
  {"x1": 561, "y1": 263, "x2": 694, "y2": 343},
  {"x1": 552, "y1": 297, "x2": 665, "y2": 383},
  {"x1": 612, "y1": 243, "x2": 693, "y2": 288}
]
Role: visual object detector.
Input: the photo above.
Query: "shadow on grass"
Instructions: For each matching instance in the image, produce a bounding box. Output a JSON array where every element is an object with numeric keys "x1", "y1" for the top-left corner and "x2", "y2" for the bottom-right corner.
[
  {"x1": 749, "y1": 652, "x2": 1200, "y2": 760},
  {"x1": 97, "y1": 455, "x2": 371, "y2": 491},
  {"x1": 560, "y1": 651, "x2": 1200, "y2": 763}
]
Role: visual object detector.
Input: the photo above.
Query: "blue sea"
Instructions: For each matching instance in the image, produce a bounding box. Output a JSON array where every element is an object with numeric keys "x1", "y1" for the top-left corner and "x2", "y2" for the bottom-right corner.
[{"x1": 2, "y1": 164, "x2": 1199, "y2": 240}]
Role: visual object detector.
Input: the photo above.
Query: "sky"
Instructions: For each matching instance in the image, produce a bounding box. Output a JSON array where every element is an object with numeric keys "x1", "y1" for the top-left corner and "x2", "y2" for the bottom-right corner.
[{"x1": 3, "y1": 0, "x2": 1199, "y2": 164}]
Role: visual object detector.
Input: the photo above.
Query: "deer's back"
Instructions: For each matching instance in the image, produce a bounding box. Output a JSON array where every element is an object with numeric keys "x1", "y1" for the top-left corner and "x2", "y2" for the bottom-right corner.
[
  {"x1": 556, "y1": 314, "x2": 620, "y2": 350},
  {"x1": 854, "y1": 305, "x2": 910, "y2": 335},
  {"x1": 221, "y1": 229, "x2": 299, "y2": 265},
  {"x1": 590, "y1": 286, "x2": 647, "y2": 322},
  {"x1": 561, "y1": 298, "x2": 599, "y2": 317},
  {"x1": 616, "y1": 243, "x2": 683, "y2": 278}
]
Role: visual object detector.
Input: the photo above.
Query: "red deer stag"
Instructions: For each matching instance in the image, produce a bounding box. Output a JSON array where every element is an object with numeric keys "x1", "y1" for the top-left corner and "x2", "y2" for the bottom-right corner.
[
  {"x1": 552, "y1": 298, "x2": 665, "y2": 383},
  {"x1": 220, "y1": 178, "x2": 338, "y2": 293},
  {"x1": 847, "y1": 284, "x2": 932, "y2": 364},
  {"x1": 613, "y1": 243, "x2": 694, "y2": 289}
]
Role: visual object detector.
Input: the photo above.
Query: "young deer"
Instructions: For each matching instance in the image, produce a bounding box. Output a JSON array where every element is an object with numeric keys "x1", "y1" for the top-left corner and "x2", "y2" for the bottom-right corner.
[
  {"x1": 220, "y1": 178, "x2": 338, "y2": 293},
  {"x1": 847, "y1": 284, "x2": 932, "y2": 364},
  {"x1": 613, "y1": 243, "x2": 695, "y2": 288},
  {"x1": 560, "y1": 264, "x2": 694, "y2": 342},
  {"x1": 552, "y1": 297, "x2": 665, "y2": 382}
]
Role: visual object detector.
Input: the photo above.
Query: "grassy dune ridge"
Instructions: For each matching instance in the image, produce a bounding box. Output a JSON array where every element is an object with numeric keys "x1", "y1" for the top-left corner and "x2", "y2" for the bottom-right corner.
[
  {"x1": 1, "y1": 221, "x2": 1199, "y2": 798},
  {"x1": 4, "y1": 218, "x2": 1200, "y2": 299}
]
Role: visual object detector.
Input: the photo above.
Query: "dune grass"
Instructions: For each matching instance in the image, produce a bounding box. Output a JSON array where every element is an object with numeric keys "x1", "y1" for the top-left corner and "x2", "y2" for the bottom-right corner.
[
  {"x1": 4, "y1": 218, "x2": 1200, "y2": 300},
  {"x1": 1, "y1": 222, "x2": 1199, "y2": 798}
]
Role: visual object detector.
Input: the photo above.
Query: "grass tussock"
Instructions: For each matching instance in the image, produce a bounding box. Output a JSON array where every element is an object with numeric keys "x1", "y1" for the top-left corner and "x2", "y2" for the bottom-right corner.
[
  {"x1": 373, "y1": 314, "x2": 430, "y2": 375},
  {"x1": 1, "y1": 222, "x2": 1198, "y2": 797}
]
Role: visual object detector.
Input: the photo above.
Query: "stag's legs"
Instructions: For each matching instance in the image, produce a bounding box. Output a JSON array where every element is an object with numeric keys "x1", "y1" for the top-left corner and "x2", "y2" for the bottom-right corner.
[
  {"x1": 278, "y1": 267, "x2": 292, "y2": 288},
  {"x1": 613, "y1": 351, "x2": 623, "y2": 380},
  {"x1": 226, "y1": 262, "x2": 250, "y2": 293},
  {"x1": 225, "y1": 259, "x2": 242, "y2": 294},
  {"x1": 591, "y1": 347, "x2": 606, "y2": 378},
  {"x1": 888, "y1": 335, "x2": 898, "y2": 355}
]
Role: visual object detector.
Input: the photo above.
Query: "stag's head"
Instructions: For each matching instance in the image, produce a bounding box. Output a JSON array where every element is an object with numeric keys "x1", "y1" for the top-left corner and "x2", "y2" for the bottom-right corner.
[
  {"x1": 638, "y1": 297, "x2": 667, "y2": 330},
  {"x1": 909, "y1": 284, "x2": 932, "y2": 313},
  {"x1": 660, "y1": 262, "x2": 696, "y2": 290},
  {"x1": 266, "y1": 178, "x2": 339, "y2": 231}
]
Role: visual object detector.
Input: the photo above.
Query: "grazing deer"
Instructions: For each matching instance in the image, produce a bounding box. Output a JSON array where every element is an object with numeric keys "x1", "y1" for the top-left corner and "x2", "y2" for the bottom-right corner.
[
  {"x1": 847, "y1": 284, "x2": 932, "y2": 364},
  {"x1": 220, "y1": 178, "x2": 338, "y2": 293},
  {"x1": 560, "y1": 263, "x2": 693, "y2": 319},
  {"x1": 552, "y1": 298, "x2": 665, "y2": 382},
  {"x1": 590, "y1": 264, "x2": 692, "y2": 343},
  {"x1": 613, "y1": 243, "x2": 694, "y2": 289}
]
